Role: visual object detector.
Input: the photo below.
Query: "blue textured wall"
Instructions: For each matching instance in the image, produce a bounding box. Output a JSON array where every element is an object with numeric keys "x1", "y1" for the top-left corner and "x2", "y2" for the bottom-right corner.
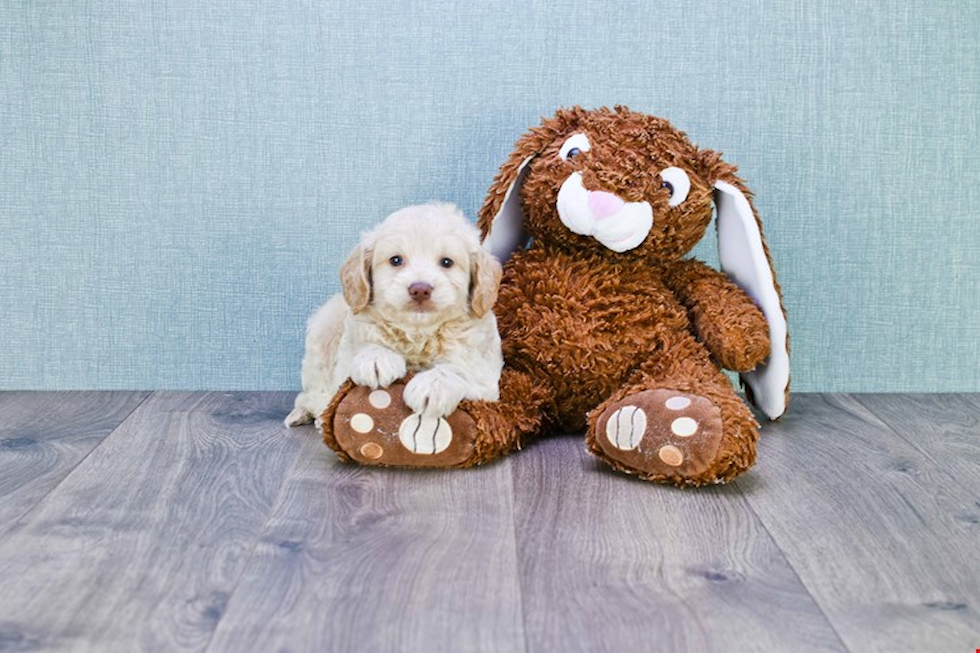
[{"x1": 1, "y1": 1, "x2": 978, "y2": 391}]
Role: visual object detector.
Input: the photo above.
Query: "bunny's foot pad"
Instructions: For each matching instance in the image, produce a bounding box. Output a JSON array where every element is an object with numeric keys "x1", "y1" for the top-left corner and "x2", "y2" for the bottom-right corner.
[
  {"x1": 593, "y1": 389, "x2": 724, "y2": 482},
  {"x1": 329, "y1": 383, "x2": 476, "y2": 467}
]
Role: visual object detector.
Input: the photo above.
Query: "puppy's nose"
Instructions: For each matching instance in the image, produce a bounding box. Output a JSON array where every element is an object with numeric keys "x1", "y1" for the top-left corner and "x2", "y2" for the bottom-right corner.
[{"x1": 408, "y1": 282, "x2": 433, "y2": 302}]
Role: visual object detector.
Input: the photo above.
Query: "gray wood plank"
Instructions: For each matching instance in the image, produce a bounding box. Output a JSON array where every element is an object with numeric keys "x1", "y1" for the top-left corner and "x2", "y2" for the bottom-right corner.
[
  {"x1": 206, "y1": 430, "x2": 526, "y2": 653},
  {"x1": 0, "y1": 391, "x2": 149, "y2": 534},
  {"x1": 0, "y1": 391, "x2": 299, "y2": 652},
  {"x1": 512, "y1": 435, "x2": 845, "y2": 653},
  {"x1": 740, "y1": 393, "x2": 980, "y2": 653},
  {"x1": 854, "y1": 393, "x2": 980, "y2": 483}
]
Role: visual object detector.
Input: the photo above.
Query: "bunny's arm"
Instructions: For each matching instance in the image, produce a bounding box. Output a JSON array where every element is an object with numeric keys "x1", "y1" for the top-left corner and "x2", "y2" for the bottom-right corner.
[{"x1": 663, "y1": 259, "x2": 770, "y2": 372}]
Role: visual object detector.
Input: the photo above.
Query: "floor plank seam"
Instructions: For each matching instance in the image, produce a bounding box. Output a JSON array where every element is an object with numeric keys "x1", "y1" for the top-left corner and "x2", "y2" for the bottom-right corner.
[
  {"x1": 1, "y1": 390, "x2": 155, "y2": 536},
  {"x1": 200, "y1": 423, "x2": 311, "y2": 653},
  {"x1": 732, "y1": 478, "x2": 853, "y2": 652},
  {"x1": 507, "y1": 456, "x2": 532, "y2": 653}
]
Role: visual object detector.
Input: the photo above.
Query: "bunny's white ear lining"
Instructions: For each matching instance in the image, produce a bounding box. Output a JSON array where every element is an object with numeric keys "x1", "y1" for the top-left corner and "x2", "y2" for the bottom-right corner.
[
  {"x1": 714, "y1": 180, "x2": 789, "y2": 419},
  {"x1": 484, "y1": 156, "x2": 534, "y2": 262}
]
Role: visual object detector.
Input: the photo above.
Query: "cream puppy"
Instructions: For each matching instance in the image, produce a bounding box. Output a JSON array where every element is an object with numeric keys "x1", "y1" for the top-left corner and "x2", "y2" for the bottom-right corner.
[{"x1": 285, "y1": 203, "x2": 503, "y2": 428}]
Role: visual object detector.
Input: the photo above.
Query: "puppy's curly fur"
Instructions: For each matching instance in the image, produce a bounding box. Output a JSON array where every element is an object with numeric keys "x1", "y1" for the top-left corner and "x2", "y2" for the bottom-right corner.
[{"x1": 286, "y1": 203, "x2": 503, "y2": 427}]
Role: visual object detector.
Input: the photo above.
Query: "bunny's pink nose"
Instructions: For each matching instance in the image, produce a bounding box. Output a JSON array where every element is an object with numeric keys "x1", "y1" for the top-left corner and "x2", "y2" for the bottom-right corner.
[{"x1": 587, "y1": 191, "x2": 625, "y2": 219}]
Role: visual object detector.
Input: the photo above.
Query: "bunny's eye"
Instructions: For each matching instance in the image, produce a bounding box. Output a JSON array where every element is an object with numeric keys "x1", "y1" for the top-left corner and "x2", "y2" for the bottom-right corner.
[
  {"x1": 659, "y1": 167, "x2": 691, "y2": 207},
  {"x1": 559, "y1": 133, "x2": 591, "y2": 161}
]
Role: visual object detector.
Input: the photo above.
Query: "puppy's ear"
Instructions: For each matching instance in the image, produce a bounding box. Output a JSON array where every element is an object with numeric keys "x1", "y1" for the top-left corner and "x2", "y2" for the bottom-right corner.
[
  {"x1": 340, "y1": 244, "x2": 372, "y2": 313},
  {"x1": 469, "y1": 245, "x2": 502, "y2": 318},
  {"x1": 699, "y1": 149, "x2": 790, "y2": 420}
]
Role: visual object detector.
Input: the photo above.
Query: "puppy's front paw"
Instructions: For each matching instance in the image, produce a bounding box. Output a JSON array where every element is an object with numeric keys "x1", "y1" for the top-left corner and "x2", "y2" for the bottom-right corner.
[
  {"x1": 404, "y1": 369, "x2": 466, "y2": 418},
  {"x1": 350, "y1": 345, "x2": 407, "y2": 389}
]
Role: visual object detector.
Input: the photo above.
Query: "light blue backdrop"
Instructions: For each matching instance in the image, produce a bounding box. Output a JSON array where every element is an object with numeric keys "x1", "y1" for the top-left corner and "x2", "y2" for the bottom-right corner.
[{"x1": 1, "y1": 1, "x2": 978, "y2": 391}]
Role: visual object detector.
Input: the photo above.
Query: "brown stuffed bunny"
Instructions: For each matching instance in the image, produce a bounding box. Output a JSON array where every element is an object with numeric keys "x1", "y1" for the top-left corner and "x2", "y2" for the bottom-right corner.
[{"x1": 322, "y1": 106, "x2": 789, "y2": 486}]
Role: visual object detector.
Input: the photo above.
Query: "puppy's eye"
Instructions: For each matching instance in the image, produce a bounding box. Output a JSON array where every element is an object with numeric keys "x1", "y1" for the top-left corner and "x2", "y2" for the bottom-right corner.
[
  {"x1": 559, "y1": 133, "x2": 591, "y2": 161},
  {"x1": 659, "y1": 167, "x2": 691, "y2": 207},
  {"x1": 389, "y1": 255, "x2": 404, "y2": 267},
  {"x1": 439, "y1": 257, "x2": 454, "y2": 269}
]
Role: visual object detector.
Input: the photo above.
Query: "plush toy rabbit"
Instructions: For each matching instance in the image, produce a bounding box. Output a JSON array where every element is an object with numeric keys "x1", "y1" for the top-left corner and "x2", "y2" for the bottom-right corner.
[{"x1": 322, "y1": 106, "x2": 789, "y2": 486}]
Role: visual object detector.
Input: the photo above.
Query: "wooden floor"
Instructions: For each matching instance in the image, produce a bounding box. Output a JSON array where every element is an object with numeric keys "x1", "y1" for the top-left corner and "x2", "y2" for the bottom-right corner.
[{"x1": 0, "y1": 392, "x2": 978, "y2": 652}]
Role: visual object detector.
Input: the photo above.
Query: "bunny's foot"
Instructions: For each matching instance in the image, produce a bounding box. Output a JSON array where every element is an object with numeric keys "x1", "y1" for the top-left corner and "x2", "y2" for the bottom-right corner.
[
  {"x1": 589, "y1": 387, "x2": 757, "y2": 486},
  {"x1": 323, "y1": 381, "x2": 478, "y2": 468},
  {"x1": 322, "y1": 370, "x2": 554, "y2": 469}
]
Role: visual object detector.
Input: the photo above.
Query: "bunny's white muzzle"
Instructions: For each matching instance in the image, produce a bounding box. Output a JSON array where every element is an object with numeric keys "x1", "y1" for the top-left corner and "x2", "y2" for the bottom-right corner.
[{"x1": 556, "y1": 172, "x2": 653, "y2": 253}]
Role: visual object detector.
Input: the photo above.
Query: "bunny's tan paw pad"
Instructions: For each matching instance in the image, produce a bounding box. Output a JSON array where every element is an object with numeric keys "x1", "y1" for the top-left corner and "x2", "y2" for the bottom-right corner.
[
  {"x1": 330, "y1": 383, "x2": 476, "y2": 467},
  {"x1": 594, "y1": 389, "x2": 724, "y2": 481}
]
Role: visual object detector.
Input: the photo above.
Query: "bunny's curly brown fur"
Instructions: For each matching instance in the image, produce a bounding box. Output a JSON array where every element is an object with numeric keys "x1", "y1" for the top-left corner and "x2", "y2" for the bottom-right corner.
[{"x1": 472, "y1": 106, "x2": 786, "y2": 485}]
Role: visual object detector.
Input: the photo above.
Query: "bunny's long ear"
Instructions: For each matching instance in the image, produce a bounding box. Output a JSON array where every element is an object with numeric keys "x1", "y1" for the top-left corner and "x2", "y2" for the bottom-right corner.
[
  {"x1": 480, "y1": 156, "x2": 534, "y2": 262},
  {"x1": 713, "y1": 178, "x2": 790, "y2": 420},
  {"x1": 478, "y1": 122, "x2": 564, "y2": 263}
]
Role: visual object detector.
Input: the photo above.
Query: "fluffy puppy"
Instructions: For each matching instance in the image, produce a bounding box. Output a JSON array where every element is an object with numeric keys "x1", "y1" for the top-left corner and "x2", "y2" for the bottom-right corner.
[{"x1": 285, "y1": 203, "x2": 503, "y2": 428}]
